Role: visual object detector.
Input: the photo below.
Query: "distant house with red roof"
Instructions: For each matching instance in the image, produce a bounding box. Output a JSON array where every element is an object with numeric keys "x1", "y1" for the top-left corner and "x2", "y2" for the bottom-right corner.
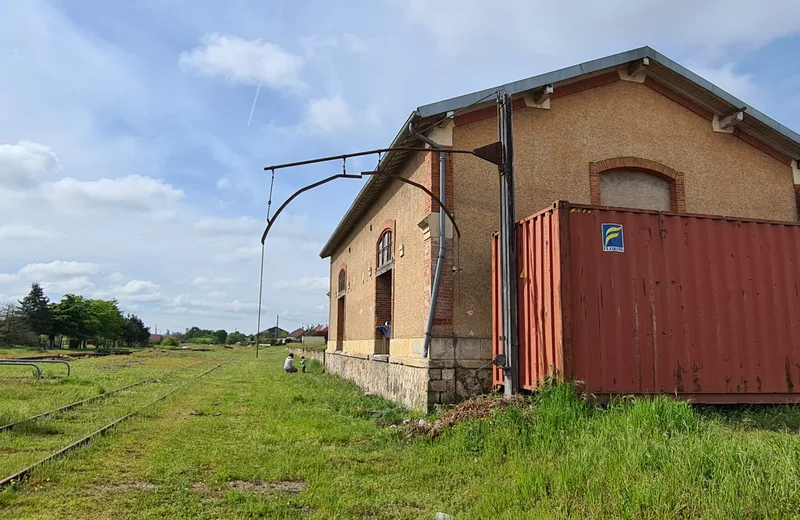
[{"x1": 286, "y1": 328, "x2": 305, "y2": 343}]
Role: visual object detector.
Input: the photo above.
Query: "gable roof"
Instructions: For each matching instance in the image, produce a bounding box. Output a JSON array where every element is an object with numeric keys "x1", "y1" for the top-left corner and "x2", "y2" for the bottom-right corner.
[
  {"x1": 288, "y1": 327, "x2": 305, "y2": 338},
  {"x1": 307, "y1": 325, "x2": 328, "y2": 336},
  {"x1": 320, "y1": 46, "x2": 800, "y2": 258}
]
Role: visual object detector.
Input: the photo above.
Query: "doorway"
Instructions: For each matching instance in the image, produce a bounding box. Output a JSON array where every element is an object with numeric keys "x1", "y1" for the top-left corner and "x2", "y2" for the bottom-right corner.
[{"x1": 374, "y1": 270, "x2": 392, "y2": 355}]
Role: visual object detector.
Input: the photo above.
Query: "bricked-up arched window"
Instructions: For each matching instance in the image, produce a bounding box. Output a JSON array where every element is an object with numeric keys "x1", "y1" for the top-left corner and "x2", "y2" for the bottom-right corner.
[
  {"x1": 376, "y1": 230, "x2": 393, "y2": 274},
  {"x1": 600, "y1": 170, "x2": 671, "y2": 211},
  {"x1": 590, "y1": 157, "x2": 686, "y2": 213},
  {"x1": 337, "y1": 268, "x2": 346, "y2": 297}
]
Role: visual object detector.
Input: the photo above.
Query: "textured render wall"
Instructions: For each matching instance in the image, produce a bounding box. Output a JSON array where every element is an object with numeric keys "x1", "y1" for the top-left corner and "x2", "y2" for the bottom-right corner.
[
  {"x1": 328, "y1": 152, "x2": 430, "y2": 358},
  {"x1": 452, "y1": 78, "x2": 795, "y2": 339}
]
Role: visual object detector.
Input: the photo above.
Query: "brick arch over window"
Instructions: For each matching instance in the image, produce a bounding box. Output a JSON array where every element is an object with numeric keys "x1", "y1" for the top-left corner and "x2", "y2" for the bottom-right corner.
[{"x1": 589, "y1": 157, "x2": 686, "y2": 213}]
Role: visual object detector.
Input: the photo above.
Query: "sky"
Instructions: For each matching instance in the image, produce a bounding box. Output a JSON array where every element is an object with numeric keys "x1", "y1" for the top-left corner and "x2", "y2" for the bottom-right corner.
[{"x1": 1, "y1": 0, "x2": 799, "y2": 335}]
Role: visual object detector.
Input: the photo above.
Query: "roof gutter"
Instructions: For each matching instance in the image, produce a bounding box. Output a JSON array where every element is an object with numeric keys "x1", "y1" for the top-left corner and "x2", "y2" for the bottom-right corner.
[{"x1": 408, "y1": 121, "x2": 446, "y2": 359}]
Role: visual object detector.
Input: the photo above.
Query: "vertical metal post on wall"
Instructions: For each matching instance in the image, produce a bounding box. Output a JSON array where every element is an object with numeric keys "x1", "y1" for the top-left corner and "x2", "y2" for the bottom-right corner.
[{"x1": 498, "y1": 91, "x2": 520, "y2": 397}]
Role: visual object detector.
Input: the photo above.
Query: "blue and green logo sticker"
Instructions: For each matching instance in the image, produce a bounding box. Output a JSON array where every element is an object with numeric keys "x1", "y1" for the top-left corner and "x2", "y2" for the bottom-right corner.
[{"x1": 601, "y1": 223, "x2": 624, "y2": 252}]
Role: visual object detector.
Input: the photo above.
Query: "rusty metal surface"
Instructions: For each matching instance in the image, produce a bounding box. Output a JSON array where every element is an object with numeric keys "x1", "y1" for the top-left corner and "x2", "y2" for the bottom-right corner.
[{"x1": 494, "y1": 202, "x2": 800, "y2": 402}]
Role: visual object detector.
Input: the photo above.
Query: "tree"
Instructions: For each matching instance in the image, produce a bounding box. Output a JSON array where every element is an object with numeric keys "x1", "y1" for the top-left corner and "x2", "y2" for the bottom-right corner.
[
  {"x1": 122, "y1": 314, "x2": 150, "y2": 347},
  {"x1": 19, "y1": 283, "x2": 54, "y2": 348},
  {"x1": 90, "y1": 299, "x2": 125, "y2": 349},
  {"x1": 212, "y1": 329, "x2": 228, "y2": 344},
  {"x1": 227, "y1": 331, "x2": 246, "y2": 344},
  {"x1": 0, "y1": 302, "x2": 38, "y2": 347},
  {"x1": 53, "y1": 294, "x2": 98, "y2": 348}
]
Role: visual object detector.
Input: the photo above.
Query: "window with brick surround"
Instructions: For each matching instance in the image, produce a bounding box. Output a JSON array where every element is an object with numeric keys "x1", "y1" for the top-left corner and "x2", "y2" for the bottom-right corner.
[
  {"x1": 374, "y1": 230, "x2": 393, "y2": 354},
  {"x1": 336, "y1": 268, "x2": 346, "y2": 351},
  {"x1": 337, "y1": 269, "x2": 346, "y2": 297},
  {"x1": 589, "y1": 157, "x2": 686, "y2": 213},
  {"x1": 376, "y1": 230, "x2": 394, "y2": 275}
]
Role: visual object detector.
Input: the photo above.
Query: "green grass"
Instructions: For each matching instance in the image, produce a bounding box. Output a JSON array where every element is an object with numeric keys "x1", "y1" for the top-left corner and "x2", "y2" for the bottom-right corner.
[
  {"x1": 0, "y1": 348, "x2": 221, "y2": 425},
  {"x1": 1, "y1": 349, "x2": 800, "y2": 518}
]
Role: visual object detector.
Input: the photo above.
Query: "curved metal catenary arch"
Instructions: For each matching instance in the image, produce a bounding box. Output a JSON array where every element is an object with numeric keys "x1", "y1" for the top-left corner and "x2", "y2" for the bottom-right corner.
[{"x1": 260, "y1": 171, "x2": 461, "y2": 245}]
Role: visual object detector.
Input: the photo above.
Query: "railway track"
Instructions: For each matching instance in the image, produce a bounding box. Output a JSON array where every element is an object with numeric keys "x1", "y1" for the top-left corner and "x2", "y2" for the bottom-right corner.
[
  {"x1": 0, "y1": 359, "x2": 210, "y2": 433},
  {"x1": 0, "y1": 362, "x2": 225, "y2": 490}
]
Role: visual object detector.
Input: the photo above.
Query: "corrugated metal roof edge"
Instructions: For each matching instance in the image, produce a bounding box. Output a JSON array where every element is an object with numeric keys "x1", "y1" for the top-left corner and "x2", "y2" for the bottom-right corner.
[
  {"x1": 320, "y1": 46, "x2": 800, "y2": 260},
  {"x1": 419, "y1": 46, "x2": 800, "y2": 148}
]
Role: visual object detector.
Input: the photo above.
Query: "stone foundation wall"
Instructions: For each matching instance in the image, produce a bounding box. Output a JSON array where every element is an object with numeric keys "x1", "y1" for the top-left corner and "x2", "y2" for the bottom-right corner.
[
  {"x1": 324, "y1": 337, "x2": 494, "y2": 410},
  {"x1": 325, "y1": 352, "x2": 430, "y2": 410},
  {"x1": 287, "y1": 347, "x2": 325, "y2": 364}
]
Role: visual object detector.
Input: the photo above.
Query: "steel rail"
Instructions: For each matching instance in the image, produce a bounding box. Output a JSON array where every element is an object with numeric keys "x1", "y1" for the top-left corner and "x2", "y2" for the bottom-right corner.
[
  {"x1": 0, "y1": 360, "x2": 209, "y2": 433},
  {"x1": 0, "y1": 363, "x2": 225, "y2": 490}
]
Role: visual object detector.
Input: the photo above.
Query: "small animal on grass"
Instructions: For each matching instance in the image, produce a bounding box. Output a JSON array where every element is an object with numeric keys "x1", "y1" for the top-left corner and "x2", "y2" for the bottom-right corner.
[
  {"x1": 283, "y1": 353, "x2": 297, "y2": 373},
  {"x1": 300, "y1": 356, "x2": 307, "y2": 373}
]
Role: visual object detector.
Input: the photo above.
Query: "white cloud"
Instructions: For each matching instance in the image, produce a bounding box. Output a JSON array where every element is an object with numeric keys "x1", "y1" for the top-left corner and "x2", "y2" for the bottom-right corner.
[
  {"x1": 688, "y1": 62, "x2": 763, "y2": 107},
  {"x1": 194, "y1": 216, "x2": 258, "y2": 235},
  {"x1": 0, "y1": 274, "x2": 19, "y2": 284},
  {"x1": 169, "y1": 294, "x2": 260, "y2": 312},
  {"x1": 206, "y1": 290, "x2": 226, "y2": 298},
  {"x1": 192, "y1": 276, "x2": 235, "y2": 286},
  {"x1": 42, "y1": 276, "x2": 96, "y2": 294},
  {"x1": 112, "y1": 280, "x2": 165, "y2": 303},
  {"x1": 0, "y1": 140, "x2": 60, "y2": 191},
  {"x1": 306, "y1": 96, "x2": 353, "y2": 132},
  {"x1": 114, "y1": 280, "x2": 160, "y2": 294},
  {"x1": 215, "y1": 246, "x2": 261, "y2": 263},
  {"x1": 399, "y1": 0, "x2": 800, "y2": 59},
  {"x1": 18, "y1": 261, "x2": 101, "y2": 280},
  {"x1": 273, "y1": 276, "x2": 330, "y2": 292},
  {"x1": 217, "y1": 177, "x2": 232, "y2": 189},
  {"x1": 179, "y1": 33, "x2": 305, "y2": 89},
  {"x1": 107, "y1": 272, "x2": 127, "y2": 283},
  {"x1": 0, "y1": 224, "x2": 58, "y2": 240},
  {"x1": 46, "y1": 175, "x2": 184, "y2": 211},
  {"x1": 301, "y1": 34, "x2": 369, "y2": 57}
]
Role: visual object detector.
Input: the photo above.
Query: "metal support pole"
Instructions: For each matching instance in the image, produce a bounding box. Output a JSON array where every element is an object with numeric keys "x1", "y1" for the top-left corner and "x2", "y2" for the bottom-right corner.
[{"x1": 498, "y1": 91, "x2": 520, "y2": 397}]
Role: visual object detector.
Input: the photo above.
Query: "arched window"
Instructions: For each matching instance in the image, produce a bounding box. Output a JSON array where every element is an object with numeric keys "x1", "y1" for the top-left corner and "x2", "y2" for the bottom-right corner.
[
  {"x1": 337, "y1": 268, "x2": 346, "y2": 297},
  {"x1": 590, "y1": 157, "x2": 685, "y2": 213},
  {"x1": 336, "y1": 267, "x2": 346, "y2": 351},
  {"x1": 376, "y1": 230, "x2": 393, "y2": 273},
  {"x1": 600, "y1": 170, "x2": 671, "y2": 211}
]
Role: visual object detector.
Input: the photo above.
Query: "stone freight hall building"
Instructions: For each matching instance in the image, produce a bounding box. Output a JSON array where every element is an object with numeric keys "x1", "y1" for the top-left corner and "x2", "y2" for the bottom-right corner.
[{"x1": 320, "y1": 47, "x2": 800, "y2": 410}]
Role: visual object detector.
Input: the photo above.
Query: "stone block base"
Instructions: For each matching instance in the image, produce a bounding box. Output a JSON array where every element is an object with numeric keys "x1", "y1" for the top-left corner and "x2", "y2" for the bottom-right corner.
[{"x1": 325, "y1": 341, "x2": 493, "y2": 411}]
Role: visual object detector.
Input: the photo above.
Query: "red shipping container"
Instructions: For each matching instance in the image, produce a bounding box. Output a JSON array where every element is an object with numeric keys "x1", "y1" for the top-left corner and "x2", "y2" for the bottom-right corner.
[{"x1": 492, "y1": 202, "x2": 800, "y2": 403}]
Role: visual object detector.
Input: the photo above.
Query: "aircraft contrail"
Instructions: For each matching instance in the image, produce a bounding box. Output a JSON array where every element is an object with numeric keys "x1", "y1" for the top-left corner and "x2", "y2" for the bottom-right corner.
[{"x1": 246, "y1": 81, "x2": 262, "y2": 129}]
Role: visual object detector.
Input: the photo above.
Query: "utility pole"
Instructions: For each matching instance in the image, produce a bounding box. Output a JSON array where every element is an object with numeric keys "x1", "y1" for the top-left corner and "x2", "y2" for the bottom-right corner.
[
  {"x1": 275, "y1": 314, "x2": 279, "y2": 344},
  {"x1": 498, "y1": 91, "x2": 520, "y2": 397}
]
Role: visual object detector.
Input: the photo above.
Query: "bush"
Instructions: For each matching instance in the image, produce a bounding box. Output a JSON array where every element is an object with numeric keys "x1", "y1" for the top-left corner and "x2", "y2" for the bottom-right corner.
[{"x1": 162, "y1": 336, "x2": 179, "y2": 347}]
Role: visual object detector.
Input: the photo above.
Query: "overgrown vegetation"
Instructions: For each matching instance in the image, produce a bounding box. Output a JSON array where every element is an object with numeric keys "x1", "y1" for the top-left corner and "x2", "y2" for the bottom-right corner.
[{"x1": 2, "y1": 350, "x2": 800, "y2": 518}]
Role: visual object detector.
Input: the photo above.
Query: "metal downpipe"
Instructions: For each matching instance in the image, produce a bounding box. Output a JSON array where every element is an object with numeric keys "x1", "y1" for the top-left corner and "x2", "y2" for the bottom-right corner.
[{"x1": 409, "y1": 122, "x2": 446, "y2": 359}]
